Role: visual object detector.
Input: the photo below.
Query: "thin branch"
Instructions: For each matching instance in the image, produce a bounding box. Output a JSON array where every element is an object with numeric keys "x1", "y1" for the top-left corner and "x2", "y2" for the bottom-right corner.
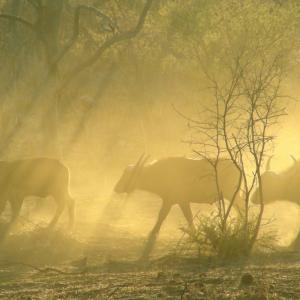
[
  {"x1": 0, "y1": 261, "x2": 86, "y2": 275},
  {"x1": 0, "y1": 14, "x2": 35, "y2": 32},
  {"x1": 57, "y1": 0, "x2": 155, "y2": 94},
  {"x1": 26, "y1": 0, "x2": 41, "y2": 11},
  {"x1": 51, "y1": 5, "x2": 116, "y2": 72}
]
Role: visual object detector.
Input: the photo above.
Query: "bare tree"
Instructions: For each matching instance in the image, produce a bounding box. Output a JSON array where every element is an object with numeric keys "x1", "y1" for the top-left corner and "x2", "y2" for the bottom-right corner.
[
  {"x1": 179, "y1": 1, "x2": 292, "y2": 256},
  {"x1": 0, "y1": 0, "x2": 155, "y2": 157}
]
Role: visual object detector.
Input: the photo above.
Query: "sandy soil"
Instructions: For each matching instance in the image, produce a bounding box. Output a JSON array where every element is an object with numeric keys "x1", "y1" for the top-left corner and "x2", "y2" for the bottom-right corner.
[{"x1": 0, "y1": 197, "x2": 300, "y2": 299}]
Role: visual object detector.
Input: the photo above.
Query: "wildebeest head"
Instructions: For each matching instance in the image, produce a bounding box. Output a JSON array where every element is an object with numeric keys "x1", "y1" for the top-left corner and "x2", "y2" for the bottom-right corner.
[
  {"x1": 114, "y1": 154, "x2": 148, "y2": 194},
  {"x1": 251, "y1": 156, "x2": 297, "y2": 204}
]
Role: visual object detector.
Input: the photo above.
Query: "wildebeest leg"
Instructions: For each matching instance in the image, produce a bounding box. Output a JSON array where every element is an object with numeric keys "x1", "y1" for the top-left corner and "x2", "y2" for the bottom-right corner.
[
  {"x1": 0, "y1": 200, "x2": 8, "y2": 240},
  {"x1": 0, "y1": 197, "x2": 22, "y2": 239},
  {"x1": 0, "y1": 200, "x2": 6, "y2": 218},
  {"x1": 9, "y1": 197, "x2": 23, "y2": 225},
  {"x1": 140, "y1": 202, "x2": 171, "y2": 260},
  {"x1": 179, "y1": 202, "x2": 195, "y2": 230},
  {"x1": 48, "y1": 197, "x2": 66, "y2": 228},
  {"x1": 67, "y1": 196, "x2": 75, "y2": 229}
]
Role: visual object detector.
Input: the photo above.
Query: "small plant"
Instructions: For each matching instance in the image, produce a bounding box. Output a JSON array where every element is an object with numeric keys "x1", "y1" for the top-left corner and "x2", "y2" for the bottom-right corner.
[{"x1": 180, "y1": 212, "x2": 277, "y2": 260}]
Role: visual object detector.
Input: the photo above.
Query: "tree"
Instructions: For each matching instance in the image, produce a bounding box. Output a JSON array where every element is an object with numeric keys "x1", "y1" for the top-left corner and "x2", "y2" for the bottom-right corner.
[
  {"x1": 180, "y1": 0, "x2": 298, "y2": 257},
  {"x1": 0, "y1": 0, "x2": 156, "y2": 157}
]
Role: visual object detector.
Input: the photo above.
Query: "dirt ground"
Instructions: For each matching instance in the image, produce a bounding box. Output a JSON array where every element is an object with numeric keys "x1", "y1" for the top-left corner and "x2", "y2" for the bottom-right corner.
[{"x1": 1, "y1": 196, "x2": 300, "y2": 299}]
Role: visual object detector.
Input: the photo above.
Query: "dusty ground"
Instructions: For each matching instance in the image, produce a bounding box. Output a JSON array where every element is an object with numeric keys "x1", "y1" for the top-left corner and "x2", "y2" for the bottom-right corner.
[{"x1": 0, "y1": 196, "x2": 300, "y2": 299}]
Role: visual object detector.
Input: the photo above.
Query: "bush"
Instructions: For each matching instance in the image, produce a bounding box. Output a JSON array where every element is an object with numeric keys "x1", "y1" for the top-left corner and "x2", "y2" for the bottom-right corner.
[{"x1": 179, "y1": 212, "x2": 277, "y2": 260}]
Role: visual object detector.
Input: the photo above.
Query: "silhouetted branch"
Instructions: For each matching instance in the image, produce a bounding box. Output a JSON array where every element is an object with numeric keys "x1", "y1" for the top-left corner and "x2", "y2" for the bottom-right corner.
[
  {"x1": 0, "y1": 14, "x2": 35, "y2": 31},
  {"x1": 51, "y1": 5, "x2": 116, "y2": 72},
  {"x1": 57, "y1": 0, "x2": 155, "y2": 94},
  {"x1": 0, "y1": 261, "x2": 86, "y2": 275},
  {"x1": 26, "y1": 0, "x2": 41, "y2": 11},
  {"x1": 0, "y1": 13, "x2": 46, "y2": 49}
]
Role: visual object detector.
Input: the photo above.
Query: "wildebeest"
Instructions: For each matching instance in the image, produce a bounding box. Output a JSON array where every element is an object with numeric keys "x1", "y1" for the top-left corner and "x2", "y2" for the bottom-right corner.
[
  {"x1": 114, "y1": 155, "x2": 241, "y2": 259},
  {"x1": 251, "y1": 156, "x2": 300, "y2": 205},
  {"x1": 0, "y1": 157, "x2": 74, "y2": 229}
]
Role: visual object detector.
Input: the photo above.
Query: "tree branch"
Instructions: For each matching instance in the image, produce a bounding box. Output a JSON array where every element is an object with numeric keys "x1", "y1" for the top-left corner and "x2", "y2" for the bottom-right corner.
[
  {"x1": 57, "y1": 0, "x2": 155, "y2": 94},
  {"x1": 0, "y1": 14, "x2": 35, "y2": 32},
  {"x1": 51, "y1": 5, "x2": 116, "y2": 72},
  {"x1": 0, "y1": 13, "x2": 47, "y2": 50}
]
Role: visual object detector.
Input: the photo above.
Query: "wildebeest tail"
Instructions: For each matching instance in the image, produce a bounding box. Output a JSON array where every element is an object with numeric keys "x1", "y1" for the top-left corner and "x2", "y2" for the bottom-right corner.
[
  {"x1": 67, "y1": 195, "x2": 75, "y2": 228},
  {"x1": 65, "y1": 164, "x2": 75, "y2": 228}
]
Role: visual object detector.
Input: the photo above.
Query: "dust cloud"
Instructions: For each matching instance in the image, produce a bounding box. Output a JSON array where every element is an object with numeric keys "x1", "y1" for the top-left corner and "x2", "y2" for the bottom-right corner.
[{"x1": 0, "y1": 0, "x2": 300, "y2": 270}]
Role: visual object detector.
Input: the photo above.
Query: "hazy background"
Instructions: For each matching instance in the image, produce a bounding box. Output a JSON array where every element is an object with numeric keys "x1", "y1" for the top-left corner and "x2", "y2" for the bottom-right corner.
[{"x1": 1, "y1": 0, "x2": 300, "y2": 254}]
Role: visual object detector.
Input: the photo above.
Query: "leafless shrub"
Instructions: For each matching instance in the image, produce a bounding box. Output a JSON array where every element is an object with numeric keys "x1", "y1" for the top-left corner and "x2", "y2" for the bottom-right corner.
[
  {"x1": 177, "y1": 1, "x2": 293, "y2": 257},
  {"x1": 181, "y1": 212, "x2": 277, "y2": 260}
]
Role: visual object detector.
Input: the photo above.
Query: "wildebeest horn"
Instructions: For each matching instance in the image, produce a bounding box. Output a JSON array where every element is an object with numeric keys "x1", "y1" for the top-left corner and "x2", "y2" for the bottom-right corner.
[
  {"x1": 290, "y1": 155, "x2": 297, "y2": 166},
  {"x1": 265, "y1": 155, "x2": 273, "y2": 172},
  {"x1": 133, "y1": 153, "x2": 145, "y2": 171},
  {"x1": 127, "y1": 153, "x2": 145, "y2": 183},
  {"x1": 126, "y1": 154, "x2": 149, "y2": 192}
]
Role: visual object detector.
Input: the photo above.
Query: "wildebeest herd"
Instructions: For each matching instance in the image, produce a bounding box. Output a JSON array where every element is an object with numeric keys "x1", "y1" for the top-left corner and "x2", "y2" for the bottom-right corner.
[
  {"x1": 0, "y1": 155, "x2": 299, "y2": 258},
  {"x1": 114, "y1": 155, "x2": 241, "y2": 258},
  {"x1": 0, "y1": 158, "x2": 74, "y2": 229}
]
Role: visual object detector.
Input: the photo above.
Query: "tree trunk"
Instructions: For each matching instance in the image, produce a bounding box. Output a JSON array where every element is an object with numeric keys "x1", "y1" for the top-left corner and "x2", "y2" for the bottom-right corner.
[
  {"x1": 37, "y1": 0, "x2": 64, "y2": 65},
  {"x1": 37, "y1": 0, "x2": 65, "y2": 157}
]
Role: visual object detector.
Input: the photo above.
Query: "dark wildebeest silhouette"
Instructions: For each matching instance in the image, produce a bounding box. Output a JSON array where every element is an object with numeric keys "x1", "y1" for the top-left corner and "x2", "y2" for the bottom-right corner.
[
  {"x1": 251, "y1": 156, "x2": 300, "y2": 205},
  {"x1": 114, "y1": 155, "x2": 241, "y2": 259},
  {"x1": 0, "y1": 157, "x2": 74, "y2": 229}
]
